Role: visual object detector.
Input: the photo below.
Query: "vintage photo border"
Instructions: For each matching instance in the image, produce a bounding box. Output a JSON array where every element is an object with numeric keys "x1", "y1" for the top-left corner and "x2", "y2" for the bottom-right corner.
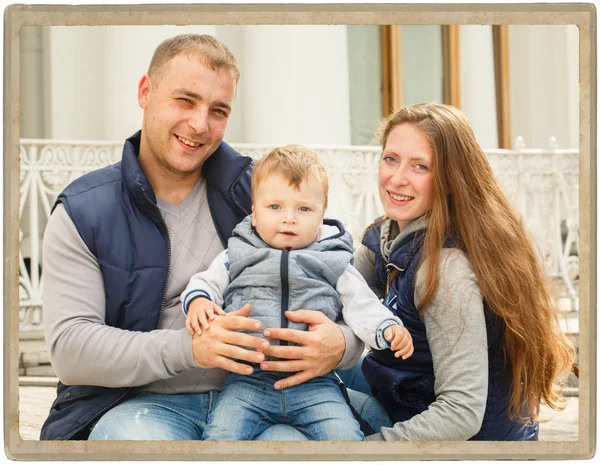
[{"x1": 3, "y1": 2, "x2": 596, "y2": 460}]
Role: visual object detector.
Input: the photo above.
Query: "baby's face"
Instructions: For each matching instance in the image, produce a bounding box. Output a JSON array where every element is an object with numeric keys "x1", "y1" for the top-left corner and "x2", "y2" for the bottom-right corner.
[{"x1": 252, "y1": 172, "x2": 326, "y2": 250}]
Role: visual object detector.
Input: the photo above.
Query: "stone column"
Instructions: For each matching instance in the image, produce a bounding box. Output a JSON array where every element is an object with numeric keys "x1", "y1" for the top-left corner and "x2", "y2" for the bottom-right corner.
[
  {"x1": 46, "y1": 26, "x2": 106, "y2": 139},
  {"x1": 509, "y1": 25, "x2": 578, "y2": 149},
  {"x1": 238, "y1": 25, "x2": 351, "y2": 145},
  {"x1": 459, "y1": 25, "x2": 498, "y2": 148},
  {"x1": 19, "y1": 26, "x2": 47, "y2": 291},
  {"x1": 20, "y1": 26, "x2": 46, "y2": 138}
]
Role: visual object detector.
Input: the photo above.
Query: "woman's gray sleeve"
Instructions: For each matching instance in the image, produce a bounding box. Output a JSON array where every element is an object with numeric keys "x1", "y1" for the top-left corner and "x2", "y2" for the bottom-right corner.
[
  {"x1": 369, "y1": 249, "x2": 489, "y2": 441},
  {"x1": 42, "y1": 204, "x2": 197, "y2": 387}
]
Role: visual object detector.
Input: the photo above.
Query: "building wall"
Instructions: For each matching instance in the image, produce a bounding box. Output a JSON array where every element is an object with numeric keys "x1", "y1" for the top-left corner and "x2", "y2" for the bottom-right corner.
[
  {"x1": 508, "y1": 25, "x2": 579, "y2": 149},
  {"x1": 237, "y1": 25, "x2": 351, "y2": 145},
  {"x1": 46, "y1": 27, "x2": 107, "y2": 139},
  {"x1": 20, "y1": 24, "x2": 579, "y2": 149},
  {"x1": 20, "y1": 27, "x2": 47, "y2": 139},
  {"x1": 459, "y1": 25, "x2": 499, "y2": 148},
  {"x1": 347, "y1": 25, "x2": 383, "y2": 146},
  {"x1": 17, "y1": 23, "x2": 580, "y2": 267}
]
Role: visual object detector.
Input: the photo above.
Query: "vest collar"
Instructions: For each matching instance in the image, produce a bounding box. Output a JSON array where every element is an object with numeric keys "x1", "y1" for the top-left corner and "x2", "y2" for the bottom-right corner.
[
  {"x1": 387, "y1": 231, "x2": 425, "y2": 271},
  {"x1": 382, "y1": 215, "x2": 428, "y2": 261},
  {"x1": 319, "y1": 218, "x2": 346, "y2": 241},
  {"x1": 203, "y1": 140, "x2": 253, "y2": 216},
  {"x1": 237, "y1": 215, "x2": 353, "y2": 253},
  {"x1": 361, "y1": 216, "x2": 427, "y2": 271},
  {"x1": 121, "y1": 131, "x2": 163, "y2": 226}
]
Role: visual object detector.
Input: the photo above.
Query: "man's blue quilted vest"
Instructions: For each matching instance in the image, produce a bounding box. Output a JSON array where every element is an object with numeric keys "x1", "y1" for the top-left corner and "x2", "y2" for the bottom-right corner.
[
  {"x1": 40, "y1": 131, "x2": 253, "y2": 440},
  {"x1": 360, "y1": 222, "x2": 539, "y2": 440}
]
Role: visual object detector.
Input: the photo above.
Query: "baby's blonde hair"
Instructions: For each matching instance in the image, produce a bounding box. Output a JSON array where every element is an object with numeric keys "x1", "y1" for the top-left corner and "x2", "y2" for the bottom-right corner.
[{"x1": 252, "y1": 144, "x2": 329, "y2": 210}]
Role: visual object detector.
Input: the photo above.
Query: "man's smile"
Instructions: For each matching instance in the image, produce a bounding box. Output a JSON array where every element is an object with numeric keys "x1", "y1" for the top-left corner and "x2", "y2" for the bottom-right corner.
[{"x1": 175, "y1": 134, "x2": 204, "y2": 148}]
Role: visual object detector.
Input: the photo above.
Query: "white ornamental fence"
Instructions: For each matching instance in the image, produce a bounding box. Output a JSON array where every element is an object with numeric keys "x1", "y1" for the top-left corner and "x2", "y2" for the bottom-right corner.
[{"x1": 18, "y1": 138, "x2": 579, "y2": 335}]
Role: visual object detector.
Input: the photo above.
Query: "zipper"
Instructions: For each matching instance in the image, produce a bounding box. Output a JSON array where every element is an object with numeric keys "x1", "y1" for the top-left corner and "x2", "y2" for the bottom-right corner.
[
  {"x1": 385, "y1": 263, "x2": 404, "y2": 295},
  {"x1": 280, "y1": 249, "x2": 290, "y2": 346},
  {"x1": 228, "y1": 158, "x2": 253, "y2": 216},
  {"x1": 140, "y1": 187, "x2": 171, "y2": 330},
  {"x1": 64, "y1": 186, "x2": 171, "y2": 439},
  {"x1": 386, "y1": 263, "x2": 404, "y2": 273}
]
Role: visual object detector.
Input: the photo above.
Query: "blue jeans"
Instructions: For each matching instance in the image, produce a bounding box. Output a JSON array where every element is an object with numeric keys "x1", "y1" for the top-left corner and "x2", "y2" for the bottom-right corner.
[
  {"x1": 88, "y1": 391, "x2": 307, "y2": 440},
  {"x1": 203, "y1": 371, "x2": 363, "y2": 440},
  {"x1": 336, "y1": 356, "x2": 393, "y2": 434}
]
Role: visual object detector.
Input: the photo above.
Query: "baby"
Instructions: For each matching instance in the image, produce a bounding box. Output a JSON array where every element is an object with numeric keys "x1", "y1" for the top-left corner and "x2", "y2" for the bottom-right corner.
[{"x1": 181, "y1": 144, "x2": 413, "y2": 440}]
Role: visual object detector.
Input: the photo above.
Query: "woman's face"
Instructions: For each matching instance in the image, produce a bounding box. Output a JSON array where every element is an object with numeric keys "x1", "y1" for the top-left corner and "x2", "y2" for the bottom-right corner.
[{"x1": 378, "y1": 123, "x2": 435, "y2": 230}]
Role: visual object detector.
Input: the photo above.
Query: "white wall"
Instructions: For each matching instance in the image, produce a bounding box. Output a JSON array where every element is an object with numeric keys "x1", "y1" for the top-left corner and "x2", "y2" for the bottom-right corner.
[
  {"x1": 47, "y1": 26, "x2": 220, "y2": 141},
  {"x1": 509, "y1": 25, "x2": 579, "y2": 149},
  {"x1": 347, "y1": 25, "x2": 382, "y2": 146},
  {"x1": 47, "y1": 27, "x2": 107, "y2": 140},
  {"x1": 459, "y1": 25, "x2": 498, "y2": 148},
  {"x1": 238, "y1": 25, "x2": 352, "y2": 145},
  {"x1": 214, "y1": 25, "x2": 244, "y2": 143},
  {"x1": 43, "y1": 25, "x2": 352, "y2": 145},
  {"x1": 401, "y1": 25, "x2": 444, "y2": 107},
  {"x1": 566, "y1": 25, "x2": 580, "y2": 149},
  {"x1": 39, "y1": 25, "x2": 579, "y2": 149},
  {"x1": 20, "y1": 27, "x2": 46, "y2": 138}
]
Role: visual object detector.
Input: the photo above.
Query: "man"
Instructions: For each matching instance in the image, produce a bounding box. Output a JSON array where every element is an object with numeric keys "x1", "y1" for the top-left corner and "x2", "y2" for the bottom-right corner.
[{"x1": 40, "y1": 34, "x2": 363, "y2": 440}]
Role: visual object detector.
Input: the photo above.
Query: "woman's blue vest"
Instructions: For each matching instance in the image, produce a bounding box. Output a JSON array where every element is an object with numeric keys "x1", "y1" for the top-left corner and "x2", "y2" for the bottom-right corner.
[
  {"x1": 40, "y1": 131, "x2": 253, "y2": 440},
  {"x1": 360, "y1": 222, "x2": 539, "y2": 440}
]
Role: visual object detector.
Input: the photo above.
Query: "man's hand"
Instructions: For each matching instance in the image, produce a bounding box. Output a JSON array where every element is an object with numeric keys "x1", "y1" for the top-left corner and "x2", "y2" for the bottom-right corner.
[
  {"x1": 192, "y1": 304, "x2": 270, "y2": 375},
  {"x1": 260, "y1": 310, "x2": 346, "y2": 390}
]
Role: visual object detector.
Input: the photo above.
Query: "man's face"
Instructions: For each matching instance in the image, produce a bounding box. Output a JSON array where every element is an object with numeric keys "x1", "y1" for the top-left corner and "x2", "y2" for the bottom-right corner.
[
  {"x1": 137, "y1": 53, "x2": 237, "y2": 178},
  {"x1": 252, "y1": 172, "x2": 326, "y2": 250}
]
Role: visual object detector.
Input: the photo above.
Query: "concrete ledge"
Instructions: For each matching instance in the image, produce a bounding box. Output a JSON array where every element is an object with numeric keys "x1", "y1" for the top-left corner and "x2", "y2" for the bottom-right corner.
[
  {"x1": 562, "y1": 387, "x2": 579, "y2": 398},
  {"x1": 19, "y1": 376, "x2": 58, "y2": 388}
]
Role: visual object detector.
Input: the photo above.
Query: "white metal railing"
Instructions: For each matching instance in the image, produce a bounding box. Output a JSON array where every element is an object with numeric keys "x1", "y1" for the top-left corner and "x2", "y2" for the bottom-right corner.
[{"x1": 18, "y1": 138, "x2": 579, "y2": 333}]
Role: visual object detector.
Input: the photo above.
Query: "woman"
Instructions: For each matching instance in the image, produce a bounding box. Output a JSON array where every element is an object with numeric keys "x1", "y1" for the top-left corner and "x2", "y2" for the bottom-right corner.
[{"x1": 347, "y1": 103, "x2": 575, "y2": 440}]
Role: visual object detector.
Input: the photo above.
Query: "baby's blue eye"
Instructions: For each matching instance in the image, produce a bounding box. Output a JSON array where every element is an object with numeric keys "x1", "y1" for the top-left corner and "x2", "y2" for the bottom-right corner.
[
  {"x1": 269, "y1": 205, "x2": 280, "y2": 210},
  {"x1": 299, "y1": 206, "x2": 310, "y2": 212}
]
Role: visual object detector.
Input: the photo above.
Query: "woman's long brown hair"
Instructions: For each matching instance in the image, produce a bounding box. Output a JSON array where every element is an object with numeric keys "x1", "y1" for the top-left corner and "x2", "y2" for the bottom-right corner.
[{"x1": 378, "y1": 103, "x2": 575, "y2": 423}]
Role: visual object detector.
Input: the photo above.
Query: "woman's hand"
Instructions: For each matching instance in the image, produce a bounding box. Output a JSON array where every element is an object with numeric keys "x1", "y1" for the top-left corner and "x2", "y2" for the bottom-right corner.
[{"x1": 260, "y1": 310, "x2": 346, "y2": 389}]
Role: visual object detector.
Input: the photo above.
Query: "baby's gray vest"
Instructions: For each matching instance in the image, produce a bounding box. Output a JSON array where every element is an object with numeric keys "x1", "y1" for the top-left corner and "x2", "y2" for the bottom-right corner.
[{"x1": 223, "y1": 216, "x2": 354, "y2": 341}]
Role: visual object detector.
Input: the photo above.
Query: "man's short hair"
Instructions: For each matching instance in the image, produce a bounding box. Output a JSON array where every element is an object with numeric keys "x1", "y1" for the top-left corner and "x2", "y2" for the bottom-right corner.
[
  {"x1": 252, "y1": 145, "x2": 329, "y2": 211},
  {"x1": 148, "y1": 33, "x2": 240, "y2": 83}
]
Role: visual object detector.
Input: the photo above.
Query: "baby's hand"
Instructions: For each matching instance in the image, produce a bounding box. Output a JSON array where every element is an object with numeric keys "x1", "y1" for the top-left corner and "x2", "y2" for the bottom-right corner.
[
  {"x1": 185, "y1": 298, "x2": 226, "y2": 335},
  {"x1": 384, "y1": 325, "x2": 414, "y2": 360}
]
